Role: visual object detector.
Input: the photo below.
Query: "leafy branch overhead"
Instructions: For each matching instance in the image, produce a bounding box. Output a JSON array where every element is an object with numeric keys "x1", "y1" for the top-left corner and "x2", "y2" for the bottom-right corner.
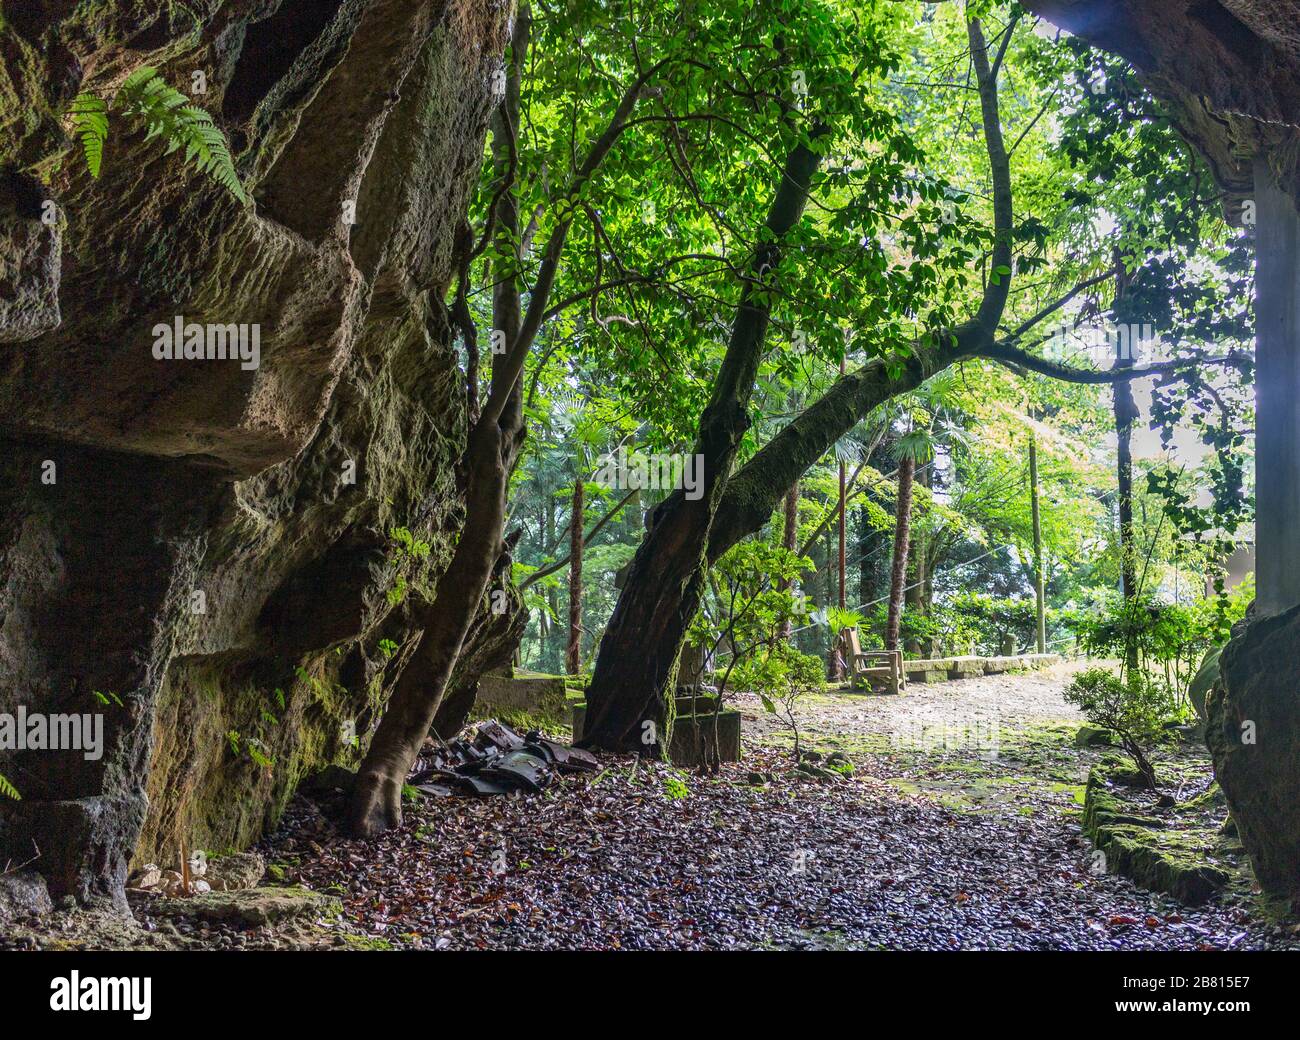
[{"x1": 68, "y1": 67, "x2": 247, "y2": 203}]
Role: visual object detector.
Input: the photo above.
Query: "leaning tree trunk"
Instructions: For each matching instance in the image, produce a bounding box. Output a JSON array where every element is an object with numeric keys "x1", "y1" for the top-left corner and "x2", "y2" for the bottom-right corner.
[
  {"x1": 347, "y1": 402, "x2": 521, "y2": 835},
  {"x1": 347, "y1": 8, "x2": 531, "y2": 837},
  {"x1": 582, "y1": 139, "x2": 824, "y2": 753},
  {"x1": 885, "y1": 456, "x2": 916, "y2": 653}
]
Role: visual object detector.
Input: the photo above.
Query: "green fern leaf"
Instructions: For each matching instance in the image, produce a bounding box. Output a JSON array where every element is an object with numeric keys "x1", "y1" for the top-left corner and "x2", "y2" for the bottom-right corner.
[
  {"x1": 0, "y1": 772, "x2": 20, "y2": 800},
  {"x1": 116, "y1": 67, "x2": 248, "y2": 204},
  {"x1": 69, "y1": 92, "x2": 109, "y2": 178}
]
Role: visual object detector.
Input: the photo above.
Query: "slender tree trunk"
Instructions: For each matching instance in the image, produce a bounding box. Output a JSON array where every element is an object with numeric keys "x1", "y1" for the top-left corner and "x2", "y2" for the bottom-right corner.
[
  {"x1": 346, "y1": 10, "x2": 532, "y2": 837},
  {"x1": 779, "y1": 480, "x2": 799, "y2": 640},
  {"x1": 1029, "y1": 431, "x2": 1046, "y2": 653},
  {"x1": 566, "y1": 475, "x2": 584, "y2": 674},
  {"x1": 347, "y1": 405, "x2": 521, "y2": 836},
  {"x1": 885, "y1": 456, "x2": 915, "y2": 653}
]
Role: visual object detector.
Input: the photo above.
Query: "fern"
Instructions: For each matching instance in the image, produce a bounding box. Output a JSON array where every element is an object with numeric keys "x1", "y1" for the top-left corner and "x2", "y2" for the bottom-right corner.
[
  {"x1": 0, "y1": 772, "x2": 20, "y2": 800},
  {"x1": 66, "y1": 66, "x2": 247, "y2": 203},
  {"x1": 69, "y1": 92, "x2": 109, "y2": 177}
]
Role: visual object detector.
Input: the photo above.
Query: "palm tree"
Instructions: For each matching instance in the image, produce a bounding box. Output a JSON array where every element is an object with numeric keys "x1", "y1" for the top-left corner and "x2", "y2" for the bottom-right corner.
[
  {"x1": 881, "y1": 373, "x2": 965, "y2": 653},
  {"x1": 885, "y1": 426, "x2": 934, "y2": 652}
]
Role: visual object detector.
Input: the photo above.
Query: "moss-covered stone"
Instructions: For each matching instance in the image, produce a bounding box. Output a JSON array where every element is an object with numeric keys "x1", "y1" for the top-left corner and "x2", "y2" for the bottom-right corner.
[
  {"x1": 147, "y1": 886, "x2": 341, "y2": 927},
  {"x1": 1083, "y1": 760, "x2": 1232, "y2": 905}
]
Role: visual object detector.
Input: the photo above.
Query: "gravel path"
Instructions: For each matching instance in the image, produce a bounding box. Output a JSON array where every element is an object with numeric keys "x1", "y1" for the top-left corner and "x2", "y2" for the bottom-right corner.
[
  {"x1": 12, "y1": 665, "x2": 1291, "y2": 951},
  {"x1": 262, "y1": 663, "x2": 1297, "y2": 950}
]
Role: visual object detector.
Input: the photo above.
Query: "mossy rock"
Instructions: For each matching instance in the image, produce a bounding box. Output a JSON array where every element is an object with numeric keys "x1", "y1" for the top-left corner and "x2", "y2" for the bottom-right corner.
[
  {"x1": 1083, "y1": 761, "x2": 1229, "y2": 905},
  {"x1": 148, "y1": 886, "x2": 341, "y2": 927},
  {"x1": 1188, "y1": 643, "x2": 1223, "y2": 720},
  {"x1": 1074, "y1": 724, "x2": 1116, "y2": 748}
]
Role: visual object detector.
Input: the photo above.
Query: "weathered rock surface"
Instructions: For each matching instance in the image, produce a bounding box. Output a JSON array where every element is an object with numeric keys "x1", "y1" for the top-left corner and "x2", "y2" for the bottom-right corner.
[
  {"x1": 1208, "y1": 607, "x2": 1300, "y2": 898},
  {"x1": 147, "y1": 886, "x2": 339, "y2": 927},
  {"x1": 1024, "y1": 1, "x2": 1300, "y2": 212},
  {"x1": 0, "y1": 870, "x2": 53, "y2": 922},
  {"x1": 0, "y1": 0, "x2": 516, "y2": 910}
]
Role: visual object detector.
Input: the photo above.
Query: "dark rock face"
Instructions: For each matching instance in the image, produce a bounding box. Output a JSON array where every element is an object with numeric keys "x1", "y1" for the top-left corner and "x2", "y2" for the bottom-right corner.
[
  {"x1": 1207, "y1": 608, "x2": 1300, "y2": 898},
  {"x1": 0, "y1": 870, "x2": 53, "y2": 922},
  {"x1": 0, "y1": 0, "x2": 516, "y2": 908},
  {"x1": 1024, "y1": 1, "x2": 1300, "y2": 209}
]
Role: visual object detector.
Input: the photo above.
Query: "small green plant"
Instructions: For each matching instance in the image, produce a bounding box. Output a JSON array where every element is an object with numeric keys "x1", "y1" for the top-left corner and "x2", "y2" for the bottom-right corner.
[
  {"x1": 661, "y1": 771, "x2": 689, "y2": 801},
  {"x1": 736, "y1": 643, "x2": 827, "y2": 762},
  {"x1": 386, "y1": 526, "x2": 432, "y2": 606},
  {"x1": 0, "y1": 772, "x2": 20, "y2": 800},
  {"x1": 1063, "y1": 667, "x2": 1178, "y2": 788},
  {"x1": 69, "y1": 67, "x2": 247, "y2": 202},
  {"x1": 92, "y1": 689, "x2": 123, "y2": 707}
]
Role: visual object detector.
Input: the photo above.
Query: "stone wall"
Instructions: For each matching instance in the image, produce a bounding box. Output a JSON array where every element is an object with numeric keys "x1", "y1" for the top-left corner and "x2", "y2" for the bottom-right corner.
[{"x1": 0, "y1": 0, "x2": 516, "y2": 908}]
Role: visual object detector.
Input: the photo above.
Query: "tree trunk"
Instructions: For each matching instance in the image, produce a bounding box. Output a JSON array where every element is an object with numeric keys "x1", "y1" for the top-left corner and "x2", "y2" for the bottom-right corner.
[
  {"x1": 779, "y1": 480, "x2": 799, "y2": 640},
  {"x1": 885, "y1": 456, "x2": 915, "y2": 653},
  {"x1": 1029, "y1": 431, "x2": 1046, "y2": 653},
  {"x1": 567, "y1": 475, "x2": 584, "y2": 674},
  {"x1": 582, "y1": 138, "x2": 824, "y2": 752},
  {"x1": 347, "y1": 8, "x2": 532, "y2": 837}
]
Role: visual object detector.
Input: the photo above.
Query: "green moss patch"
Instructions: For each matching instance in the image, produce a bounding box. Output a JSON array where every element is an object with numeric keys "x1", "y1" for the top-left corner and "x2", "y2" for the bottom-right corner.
[{"x1": 1083, "y1": 757, "x2": 1239, "y2": 905}]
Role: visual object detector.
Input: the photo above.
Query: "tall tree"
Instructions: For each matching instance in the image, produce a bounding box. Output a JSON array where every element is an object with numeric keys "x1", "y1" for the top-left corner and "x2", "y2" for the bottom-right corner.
[
  {"x1": 885, "y1": 454, "x2": 916, "y2": 653},
  {"x1": 567, "y1": 468, "x2": 585, "y2": 674}
]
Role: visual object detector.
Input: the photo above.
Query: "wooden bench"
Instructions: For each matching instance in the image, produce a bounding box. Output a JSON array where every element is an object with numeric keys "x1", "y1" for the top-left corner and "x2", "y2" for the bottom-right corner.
[{"x1": 841, "y1": 628, "x2": 904, "y2": 695}]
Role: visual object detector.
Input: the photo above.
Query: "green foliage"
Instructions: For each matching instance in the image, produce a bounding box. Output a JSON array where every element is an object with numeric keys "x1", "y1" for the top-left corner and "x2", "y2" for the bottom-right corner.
[
  {"x1": 951, "y1": 593, "x2": 1045, "y2": 655},
  {"x1": 1072, "y1": 584, "x2": 1250, "y2": 708},
  {"x1": 691, "y1": 540, "x2": 813, "y2": 696},
  {"x1": 661, "y1": 771, "x2": 689, "y2": 801},
  {"x1": 386, "y1": 526, "x2": 432, "y2": 607},
  {"x1": 1063, "y1": 667, "x2": 1179, "y2": 787},
  {"x1": 734, "y1": 642, "x2": 827, "y2": 761},
  {"x1": 67, "y1": 67, "x2": 247, "y2": 202},
  {"x1": 0, "y1": 772, "x2": 19, "y2": 800},
  {"x1": 69, "y1": 92, "x2": 108, "y2": 177}
]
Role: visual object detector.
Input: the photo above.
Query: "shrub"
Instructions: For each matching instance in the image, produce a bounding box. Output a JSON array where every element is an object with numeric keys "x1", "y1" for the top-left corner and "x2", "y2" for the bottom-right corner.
[
  {"x1": 1063, "y1": 667, "x2": 1179, "y2": 787},
  {"x1": 732, "y1": 643, "x2": 826, "y2": 761}
]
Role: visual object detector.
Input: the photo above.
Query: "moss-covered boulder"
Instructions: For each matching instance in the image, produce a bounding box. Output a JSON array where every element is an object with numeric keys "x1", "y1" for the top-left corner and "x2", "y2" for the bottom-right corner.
[
  {"x1": 1083, "y1": 759, "x2": 1231, "y2": 906},
  {"x1": 148, "y1": 886, "x2": 339, "y2": 927}
]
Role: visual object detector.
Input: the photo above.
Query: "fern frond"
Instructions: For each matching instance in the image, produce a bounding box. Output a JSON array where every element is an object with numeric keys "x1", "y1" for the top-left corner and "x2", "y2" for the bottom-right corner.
[
  {"x1": 69, "y1": 92, "x2": 109, "y2": 178},
  {"x1": 116, "y1": 67, "x2": 248, "y2": 204},
  {"x1": 0, "y1": 772, "x2": 20, "y2": 800}
]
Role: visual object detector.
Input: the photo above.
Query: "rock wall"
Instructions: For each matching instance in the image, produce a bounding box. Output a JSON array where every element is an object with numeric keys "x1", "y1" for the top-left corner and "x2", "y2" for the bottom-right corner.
[{"x1": 0, "y1": 0, "x2": 516, "y2": 909}]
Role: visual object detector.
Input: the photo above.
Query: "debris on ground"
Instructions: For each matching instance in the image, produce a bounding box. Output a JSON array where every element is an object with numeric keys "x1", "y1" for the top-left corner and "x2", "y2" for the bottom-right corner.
[{"x1": 409, "y1": 720, "x2": 599, "y2": 797}]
